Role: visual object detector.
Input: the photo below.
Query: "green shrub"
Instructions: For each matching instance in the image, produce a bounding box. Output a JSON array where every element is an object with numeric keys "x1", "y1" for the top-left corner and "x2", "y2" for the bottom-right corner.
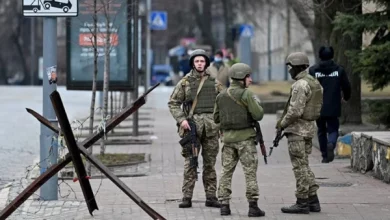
[{"x1": 366, "y1": 100, "x2": 390, "y2": 128}]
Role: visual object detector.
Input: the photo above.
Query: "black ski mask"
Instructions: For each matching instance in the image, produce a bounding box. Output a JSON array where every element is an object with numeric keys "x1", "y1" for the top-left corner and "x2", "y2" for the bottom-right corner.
[{"x1": 287, "y1": 64, "x2": 308, "y2": 79}]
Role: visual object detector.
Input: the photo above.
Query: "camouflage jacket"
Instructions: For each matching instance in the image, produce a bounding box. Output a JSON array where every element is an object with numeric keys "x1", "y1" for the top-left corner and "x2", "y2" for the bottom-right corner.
[
  {"x1": 214, "y1": 81, "x2": 264, "y2": 143},
  {"x1": 280, "y1": 70, "x2": 317, "y2": 138},
  {"x1": 168, "y1": 69, "x2": 220, "y2": 138}
]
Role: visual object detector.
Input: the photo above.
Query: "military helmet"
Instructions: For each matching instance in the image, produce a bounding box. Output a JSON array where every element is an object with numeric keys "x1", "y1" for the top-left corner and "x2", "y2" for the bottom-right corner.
[
  {"x1": 286, "y1": 52, "x2": 309, "y2": 66},
  {"x1": 189, "y1": 49, "x2": 210, "y2": 68},
  {"x1": 229, "y1": 63, "x2": 252, "y2": 80}
]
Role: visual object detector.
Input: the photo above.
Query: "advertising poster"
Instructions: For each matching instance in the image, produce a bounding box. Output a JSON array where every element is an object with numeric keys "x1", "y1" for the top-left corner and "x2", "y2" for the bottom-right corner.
[{"x1": 67, "y1": 0, "x2": 133, "y2": 90}]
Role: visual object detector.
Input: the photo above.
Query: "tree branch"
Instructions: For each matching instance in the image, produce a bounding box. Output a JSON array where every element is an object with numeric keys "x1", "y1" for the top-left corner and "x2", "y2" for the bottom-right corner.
[{"x1": 287, "y1": 0, "x2": 315, "y2": 38}]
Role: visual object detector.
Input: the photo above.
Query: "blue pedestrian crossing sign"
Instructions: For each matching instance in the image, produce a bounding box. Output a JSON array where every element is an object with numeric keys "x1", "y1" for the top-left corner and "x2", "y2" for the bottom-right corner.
[
  {"x1": 150, "y1": 11, "x2": 167, "y2": 30},
  {"x1": 239, "y1": 24, "x2": 254, "y2": 38}
]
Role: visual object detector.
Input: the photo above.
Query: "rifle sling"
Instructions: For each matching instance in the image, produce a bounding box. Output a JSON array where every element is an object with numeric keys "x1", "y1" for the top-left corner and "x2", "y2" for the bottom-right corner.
[{"x1": 227, "y1": 88, "x2": 247, "y2": 107}]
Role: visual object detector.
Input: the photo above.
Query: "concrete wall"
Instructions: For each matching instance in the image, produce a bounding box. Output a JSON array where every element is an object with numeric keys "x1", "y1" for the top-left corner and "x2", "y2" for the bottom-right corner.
[{"x1": 351, "y1": 132, "x2": 390, "y2": 184}]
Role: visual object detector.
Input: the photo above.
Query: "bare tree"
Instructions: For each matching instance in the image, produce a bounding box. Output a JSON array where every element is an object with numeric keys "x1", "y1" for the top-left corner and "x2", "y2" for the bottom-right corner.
[
  {"x1": 100, "y1": 0, "x2": 111, "y2": 156},
  {"x1": 287, "y1": 0, "x2": 363, "y2": 124},
  {"x1": 330, "y1": 0, "x2": 363, "y2": 124},
  {"x1": 97, "y1": 0, "x2": 134, "y2": 155},
  {"x1": 190, "y1": 0, "x2": 215, "y2": 47},
  {"x1": 0, "y1": 0, "x2": 30, "y2": 84},
  {"x1": 68, "y1": 0, "x2": 131, "y2": 157},
  {"x1": 86, "y1": 0, "x2": 100, "y2": 176}
]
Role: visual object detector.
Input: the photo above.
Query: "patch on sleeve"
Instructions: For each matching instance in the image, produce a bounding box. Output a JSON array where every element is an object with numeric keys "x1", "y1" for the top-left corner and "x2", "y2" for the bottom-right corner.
[
  {"x1": 252, "y1": 95, "x2": 261, "y2": 104},
  {"x1": 290, "y1": 88, "x2": 299, "y2": 103}
]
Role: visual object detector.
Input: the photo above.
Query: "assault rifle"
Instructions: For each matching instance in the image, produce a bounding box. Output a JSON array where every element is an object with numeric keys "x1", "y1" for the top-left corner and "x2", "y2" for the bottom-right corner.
[
  {"x1": 179, "y1": 119, "x2": 200, "y2": 180},
  {"x1": 268, "y1": 129, "x2": 285, "y2": 156},
  {"x1": 253, "y1": 121, "x2": 267, "y2": 164}
]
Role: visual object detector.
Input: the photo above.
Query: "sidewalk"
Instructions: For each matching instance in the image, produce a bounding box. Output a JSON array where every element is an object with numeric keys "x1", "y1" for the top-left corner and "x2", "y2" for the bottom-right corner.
[{"x1": 4, "y1": 87, "x2": 390, "y2": 220}]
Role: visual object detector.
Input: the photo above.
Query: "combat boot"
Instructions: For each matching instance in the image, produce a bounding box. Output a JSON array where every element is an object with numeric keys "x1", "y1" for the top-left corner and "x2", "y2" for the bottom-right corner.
[
  {"x1": 205, "y1": 196, "x2": 221, "y2": 208},
  {"x1": 327, "y1": 143, "x2": 335, "y2": 162},
  {"x1": 308, "y1": 195, "x2": 321, "y2": 212},
  {"x1": 248, "y1": 201, "x2": 265, "y2": 217},
  {"x1": 220, "y1": 204, "x2": 231, "y2": 216},
  {"x1": 178, "y1": 198, "x2": 192, "y2": 208},
  {"x1": 281, "y1": 198, "x2": 310, "y2": 214}
]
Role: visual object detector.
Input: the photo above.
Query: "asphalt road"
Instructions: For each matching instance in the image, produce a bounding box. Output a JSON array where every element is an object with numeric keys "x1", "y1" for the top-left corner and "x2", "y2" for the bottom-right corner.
[
  {"x1": 0, "y1": 86, "x2": 93, "y2": 189},
  {"x1": 0, "y1": 84, "x2": 174, "y2": 190}
]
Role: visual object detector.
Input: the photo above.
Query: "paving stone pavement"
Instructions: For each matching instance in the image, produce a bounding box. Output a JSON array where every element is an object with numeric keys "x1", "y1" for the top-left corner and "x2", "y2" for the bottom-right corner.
[{"x1": 2, "y1": 86, "x2": 390, "y2": 220}]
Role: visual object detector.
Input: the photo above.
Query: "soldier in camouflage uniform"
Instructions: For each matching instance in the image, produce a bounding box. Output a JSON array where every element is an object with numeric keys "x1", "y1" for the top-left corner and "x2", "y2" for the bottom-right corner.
[
  {"x1": 214, "y1": 63, "x2": 266, "y2": 217},
  {"x1": 277, "y1": 52, "x2": 323, "y2": 214},
  {"x1": 168, "y1": 49, "x2": 221, "y2": 209}
]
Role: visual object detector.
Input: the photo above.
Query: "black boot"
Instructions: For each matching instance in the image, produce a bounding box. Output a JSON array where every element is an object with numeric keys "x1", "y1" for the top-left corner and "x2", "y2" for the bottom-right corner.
[
  {"x1": 308, "y1": 195, "x2": 321, "y2": 212},
  {"x1": 321, "y1": 158, "x2": 329, "y2": 163},
  {"x1": 327, "y1": 143, "x2": 335, "y2": 162},
  {"x1": 248, "y1": 201, "x2": 265, "y2": 217},
  {"x1": 205, "y1": 197, "x2": 221, "y2": 208},
  {"x1": 178, "y1": 198, "x2": 192, "y2": 208},
  {"x1": 281, "y1": 198, "x2": 310, "y2": 214},
  {"x1": 220, "y1": 204, "x2": 231, "y2": 216}
]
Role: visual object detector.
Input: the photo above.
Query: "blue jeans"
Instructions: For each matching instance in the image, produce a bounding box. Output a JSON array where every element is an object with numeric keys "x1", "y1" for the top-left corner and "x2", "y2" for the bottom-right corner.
[{"x1": 316, "y1": 117, "x2": 339, "y2": 159}]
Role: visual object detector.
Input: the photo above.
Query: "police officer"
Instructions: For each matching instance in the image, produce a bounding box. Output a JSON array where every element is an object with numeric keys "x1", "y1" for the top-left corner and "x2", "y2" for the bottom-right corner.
[
  {"x1": 168, "y1": 49, "x2": 221, "y2": 209},
  {"x1": 214, "y1": 63, "x2": 265, "y2": 217},
  {"x1": 277, "y1": 52, "x2": 322, "y2": 214},
  {"x1": 309, "y1": 46, "x2": 351, "y2": 163}
]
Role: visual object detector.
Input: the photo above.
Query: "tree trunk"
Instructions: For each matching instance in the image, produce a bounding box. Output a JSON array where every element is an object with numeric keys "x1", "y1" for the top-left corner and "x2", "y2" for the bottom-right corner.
[
  {"x1": 330, "y1": 0, "x2": 362, "y2": 124},
  {"x1": 311, "y1": 0, "x2": 339, "y2": 63},
  {"x1": 289, "y1": 0, "x2": 362, "y2": 124},
  {"x1": 193, "y1": 0, "x2": 215, "y2": 48},
  {"x1": 222, "y1": 0, "x2": 234, "y2": 49},
  {"x1": 12, "y1": 33, "x2": 29, "y2": 84},
  {"x1": 0, "y1": 56, "x2": 7, "y2": 84},
  {"x1": 101, "y1": 1, "x2": 111, "y2": 155},
  {"x1": 201, "y1": 0, "x2": 214, "y2": 47},
  {"x1": 86, "y1": 0, "x2": 98, "y2": 176}
]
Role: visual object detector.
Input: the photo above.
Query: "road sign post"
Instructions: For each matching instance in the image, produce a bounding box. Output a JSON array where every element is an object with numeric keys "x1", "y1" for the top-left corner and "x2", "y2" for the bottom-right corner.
[
  {"x1": 145, "y1": 0, "x2": 151, "y2": 90},
  {"x1": 150, "y1": 11, "x2": 167, "y2": 31},
  {"x1": 146, "y1": 10, "x2": 166, "y2": 92},
  {"x1": 23, "y1": 0, "x2": 79, "y2": 16},
  {"x1": 40, "y1": 17, "x2": 59, "y2": 201},
  {"x1": 23, "y1": 0, "x2": 79, "y2": 201},
  {"x1": 238, "y1": 24, "x2": 255, "y2": 81},
  {"x1": 132, "y1": 0, "x2": 139, "y2": 136}
]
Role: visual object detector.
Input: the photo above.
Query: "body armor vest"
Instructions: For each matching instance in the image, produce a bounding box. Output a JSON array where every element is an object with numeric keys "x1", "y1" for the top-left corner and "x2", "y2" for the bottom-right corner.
[
  {"x1": 218, "y1": 88, "x2": 253, "y2": 130},
  {"x1": 186, "y1": 75, "x2": 218, "y2": 114},
  {"x1": 301, "y1": 75, "x2": 323, "y2": 120},
  {"x1": 282, "y1": 74, "x2": 323, "y2": 121}
]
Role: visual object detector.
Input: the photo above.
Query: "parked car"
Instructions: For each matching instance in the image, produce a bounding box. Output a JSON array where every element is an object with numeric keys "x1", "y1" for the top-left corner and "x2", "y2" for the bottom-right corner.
[{"x1": 151, "y1": 64, "x2": 173, "y2": 86}]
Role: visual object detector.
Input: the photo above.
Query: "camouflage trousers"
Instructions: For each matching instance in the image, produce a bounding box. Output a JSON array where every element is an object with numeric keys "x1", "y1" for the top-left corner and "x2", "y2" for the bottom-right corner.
[
  {"x1": 182, "y1": 134, "x2": 219, "y2": 199},
  {"x1": 217, "y1": 138, "x2": 259, "y2": 204},
  {"x1": 287, "y1": 133, "x2": 319, "y2": 199}
]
